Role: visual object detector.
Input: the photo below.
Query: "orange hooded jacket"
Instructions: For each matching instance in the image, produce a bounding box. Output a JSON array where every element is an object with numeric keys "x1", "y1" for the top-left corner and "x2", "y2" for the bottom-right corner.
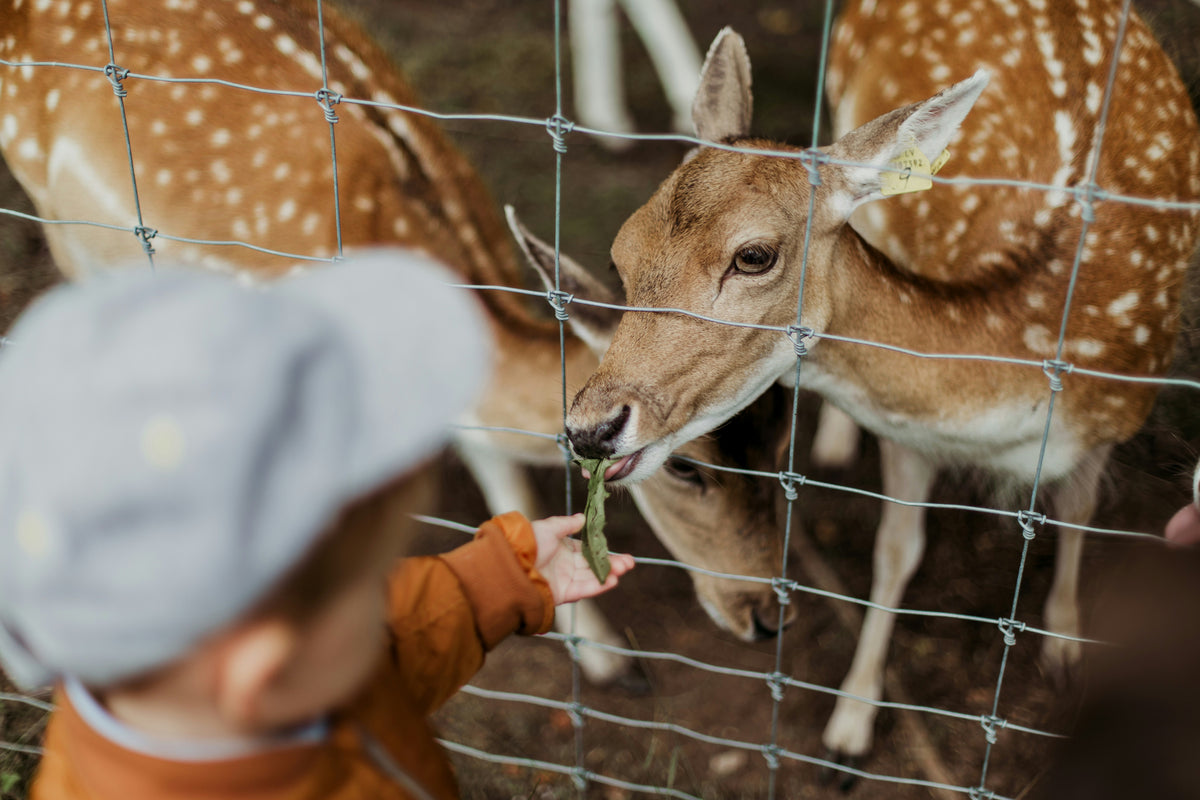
[{"x1": 31, "y1": 512, "x2": 554, "y2": 800}]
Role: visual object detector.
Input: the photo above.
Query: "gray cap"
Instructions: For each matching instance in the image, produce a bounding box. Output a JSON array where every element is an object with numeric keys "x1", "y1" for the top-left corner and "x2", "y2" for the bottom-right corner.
[{"x1": 0, "y1": 250, "x2": 490, "y2": 689}]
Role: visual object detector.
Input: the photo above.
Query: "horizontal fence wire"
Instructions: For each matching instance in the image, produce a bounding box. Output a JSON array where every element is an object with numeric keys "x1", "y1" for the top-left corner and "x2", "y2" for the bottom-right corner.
[{"x1": 1, "y1": 1, "x2": 1200, "y2": 797}]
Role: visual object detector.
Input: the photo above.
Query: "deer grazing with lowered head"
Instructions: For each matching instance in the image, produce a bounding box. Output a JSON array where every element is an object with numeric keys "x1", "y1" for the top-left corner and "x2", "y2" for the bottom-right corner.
[
  {"x1": 0, "y1": 0, "x2": 797, "y2": 684},
  {"x1": 550, "y1": 0, "x2": 1200, "y2": 766}
]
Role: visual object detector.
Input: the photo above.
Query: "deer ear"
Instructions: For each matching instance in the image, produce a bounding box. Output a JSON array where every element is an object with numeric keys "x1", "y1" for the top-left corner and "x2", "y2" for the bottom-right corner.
[
  {"x1": 826, "y1": 69, "x2": 989, "y2": 215},
  {"x1": 505, "y1": 205, "x2": 622, "y2": 356},
  {"x1": 691, "y1": 27, "x2": 753, "y2": 144}
]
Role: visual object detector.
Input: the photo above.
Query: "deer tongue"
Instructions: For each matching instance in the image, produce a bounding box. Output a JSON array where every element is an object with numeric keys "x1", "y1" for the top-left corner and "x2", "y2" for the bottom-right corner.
[{"x1": 604, "y1": 451, "x2": 642, "y2": 482}]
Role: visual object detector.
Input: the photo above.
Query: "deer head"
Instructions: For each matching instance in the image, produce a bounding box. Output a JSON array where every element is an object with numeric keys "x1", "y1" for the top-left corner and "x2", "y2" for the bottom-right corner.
[
  {"x1": 509, "y1": 206, "x2": 796, "y2": 639},
  {"x1": 563, "y1": 29, "x2": 987, "y2": 483}
]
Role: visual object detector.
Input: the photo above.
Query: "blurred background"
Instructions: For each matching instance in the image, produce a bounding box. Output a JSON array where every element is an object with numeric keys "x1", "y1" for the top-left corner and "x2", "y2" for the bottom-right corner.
[{"x1": 3, "y1": 1, "x2": 1200, "y2": 798}]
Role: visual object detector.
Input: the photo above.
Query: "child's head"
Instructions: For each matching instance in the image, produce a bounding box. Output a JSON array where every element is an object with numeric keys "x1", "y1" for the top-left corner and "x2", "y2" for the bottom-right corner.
[{"x1": 0, "y1": 252, "x2": 488, "y2": 725}]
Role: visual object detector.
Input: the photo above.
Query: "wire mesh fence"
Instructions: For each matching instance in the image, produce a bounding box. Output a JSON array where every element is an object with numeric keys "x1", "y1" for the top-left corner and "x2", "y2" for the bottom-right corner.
[{"x1": 1, "y1": 0, "x2": 1200, "y2": 798}]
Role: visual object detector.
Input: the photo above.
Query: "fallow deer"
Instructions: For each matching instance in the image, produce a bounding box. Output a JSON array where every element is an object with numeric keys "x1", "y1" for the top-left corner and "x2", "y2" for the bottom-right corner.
[
  {"x1": 558, "y1": 0, "x2": 1200, "y2": 763},
  {"x1": 0, "y1": 0, "x2": 793, "y2": 683},
  {"x1": 508, "y1": 208, "x2": 794, "y2": 639}
]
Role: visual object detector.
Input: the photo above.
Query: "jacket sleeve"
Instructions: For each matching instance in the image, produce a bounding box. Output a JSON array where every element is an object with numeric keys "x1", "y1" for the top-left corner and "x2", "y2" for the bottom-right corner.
[{"x1": 385, "y1": 511, "x2": 555, "y2": 714}]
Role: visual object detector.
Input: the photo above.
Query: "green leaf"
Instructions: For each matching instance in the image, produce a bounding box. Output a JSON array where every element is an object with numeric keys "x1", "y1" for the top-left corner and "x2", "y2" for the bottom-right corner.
[
  {"x1": 575, "y1": 457, "x2": 614, "y2": 583},
  {"x1": 1, "y1": 773, "x2": 19, "y2": 796}
]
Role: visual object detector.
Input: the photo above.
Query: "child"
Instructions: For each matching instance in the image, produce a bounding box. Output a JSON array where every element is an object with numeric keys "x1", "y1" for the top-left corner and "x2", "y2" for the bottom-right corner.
[{"x1": 0, "y1": 250, "x2": 634, "y2": 799}]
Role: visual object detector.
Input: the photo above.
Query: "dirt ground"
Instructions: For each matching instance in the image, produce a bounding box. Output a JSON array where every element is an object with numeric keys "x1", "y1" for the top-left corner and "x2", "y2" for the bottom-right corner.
[{"x1": 4, "y1": 1, "x2": 1200, "y2": 799}]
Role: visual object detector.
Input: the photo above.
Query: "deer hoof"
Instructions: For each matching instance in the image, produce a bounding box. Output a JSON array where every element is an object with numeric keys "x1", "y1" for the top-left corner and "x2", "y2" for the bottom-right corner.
[
  {"x1": 1039, "y1": 635, "x2": 1083, "y2": 688},
  {"x1": 818, "y1": 749, "x2": 861, "y2": 793}
]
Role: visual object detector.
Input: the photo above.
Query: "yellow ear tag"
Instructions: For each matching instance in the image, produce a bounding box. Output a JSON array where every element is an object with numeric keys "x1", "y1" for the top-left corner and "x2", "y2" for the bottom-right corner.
[{"x1": 880, "y1": 146, "x2": 950, "y2": 196}]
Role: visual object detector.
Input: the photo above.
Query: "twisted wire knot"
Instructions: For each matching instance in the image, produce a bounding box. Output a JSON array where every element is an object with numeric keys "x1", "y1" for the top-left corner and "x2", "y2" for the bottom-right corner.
[
  {"x1": 570, "y1": 766, "x2": 587, "y2": 791},
  {"x1": 785, "y1": 325, "x2": 815, "y2": 358},
  {"x1": 555, "y1": 432, "x2": 572, "y2": 458},
  {"x1": 969, "y1": 787, "x2": 998, "y2": 800},
  {"x1": 778, "y1": 470, "x2": 805, "y2": 501},
  {"x1": 133, "y1": 226, "x2": 157, "y2": 255},
  {"x1": 547, "y1": 289, "x2": 574, "y2": 322},
  {"x1": 104, "y1": 64, "x2": 129, "y2": 98},
  {"x1": 800, "y1": 148, "x2": 824, "y2": 186},
  {"x1": 545, "y1": 114, "x2": 574, "y2": 154},
  {"x1": 997, "y1": 617, "x2": 1026, "y2": 646},
  {"x1": 563, "y1": 633, "x2": 581, "y2": 663},
  {"x1": 315, "y1": 88, "x2": 342, "y2": 123},
  {"x1": 1074, "y1": 182, "x2": 1099, "y2": 224},
  {"x1": 765, "y1": 672, "x2": 787, "y2": 702},
  {"x1": 978, "y1": 714, "x2": 1007, "y2": 745},
  {"x1": 1042, "y1": 358, "x2": 1072, "y2": 392},
  {"x1": 566, "y1": 700, "x2": 584, "y2": 729},
  {"x1": 771, "y1": 577, "x2": 793, "y2": 607},
  {"x1": 762, "y1": 743, "x2": 782, "y2": 770},
  {"x1": 1017, "y1": 509, "x2": 1045, "y2": 541}
]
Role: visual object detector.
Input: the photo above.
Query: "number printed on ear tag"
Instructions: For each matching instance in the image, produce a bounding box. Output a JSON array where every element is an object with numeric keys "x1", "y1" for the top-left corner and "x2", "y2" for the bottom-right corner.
[{"x1": 880, "y1": 146, "x2": 950, "y2": 196}]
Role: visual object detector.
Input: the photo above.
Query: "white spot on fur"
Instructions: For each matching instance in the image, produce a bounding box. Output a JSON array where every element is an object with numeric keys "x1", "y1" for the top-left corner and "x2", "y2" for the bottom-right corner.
[
  {"x1": 16, "y1": 138, "x2": 40, "y2": 160},
  {"x1": 1069, "y1": 338, "x2": 1105, "y2": 359},
  {"x1": 0, "y1": 115, "x2": 17, "y2": 146},
  {"x1": 1024, "y1": 324, "x2": 1054, "y2": 354},
  {"x1": 1106, "y1": 290, "x2": 1139, "y2": 325},
  {"x1": 300, "y1": 211, "x2": 320, "y2": 236}
]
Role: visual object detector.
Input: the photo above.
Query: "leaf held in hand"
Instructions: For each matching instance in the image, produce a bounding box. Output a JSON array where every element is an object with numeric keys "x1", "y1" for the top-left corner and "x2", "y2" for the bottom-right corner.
[{"x1": 576, "y1": 457, "x2": 614, "y2": 583}]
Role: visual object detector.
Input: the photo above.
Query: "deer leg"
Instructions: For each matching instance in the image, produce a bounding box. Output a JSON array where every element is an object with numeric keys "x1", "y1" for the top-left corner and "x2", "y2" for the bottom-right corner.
[
  {"x1": 822, "y1": 439, "x2": 936, "y2": 760},
  {"x1": 454, "y1": 435, "x2": 633, "y2": 686},
  {"x1": 569, "y1": 0, "x2": 635, "y2": 148},
  {"x1": 1040, "y1": 445, "x2": 1111, "y2": 681},
  {"x1": 811, "y1": 401, "x2": 862, "y2": 469},
  {"x1": 616, "y1": 0, "x2": 701, "y2": 134}
]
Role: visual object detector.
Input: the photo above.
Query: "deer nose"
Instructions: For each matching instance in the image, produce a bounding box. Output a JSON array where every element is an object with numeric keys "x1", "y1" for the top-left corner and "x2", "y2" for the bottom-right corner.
[
  {"x1": 568, "y1": 405, "x2": 631, "y2": 459},
  {"x1": 750, "y1": 607, "x2": 781, "y2": 641}
]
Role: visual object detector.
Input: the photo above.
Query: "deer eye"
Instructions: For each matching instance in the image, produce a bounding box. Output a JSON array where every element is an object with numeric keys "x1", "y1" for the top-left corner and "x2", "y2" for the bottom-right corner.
[
  {"x1": 664, "y1": 456, "x2": 706, "y2": 489},
  {"x1": 731, "y1": 244, "x2": 778, "y2": 276}
]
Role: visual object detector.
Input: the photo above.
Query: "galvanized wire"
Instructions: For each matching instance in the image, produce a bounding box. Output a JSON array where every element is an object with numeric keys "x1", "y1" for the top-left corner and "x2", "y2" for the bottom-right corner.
[{"x1": 1, "y1": 1, "x2": 1199, "y2": 796}]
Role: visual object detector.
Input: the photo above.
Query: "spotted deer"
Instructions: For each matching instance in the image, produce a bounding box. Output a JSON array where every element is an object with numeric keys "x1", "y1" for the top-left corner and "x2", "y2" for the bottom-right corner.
[
  {"x1": 0, "y1": 0, "x2": 795, "y2": 683},
  {"x1": 556, "y1": 0, "x2": 1200, "y2": 764}
]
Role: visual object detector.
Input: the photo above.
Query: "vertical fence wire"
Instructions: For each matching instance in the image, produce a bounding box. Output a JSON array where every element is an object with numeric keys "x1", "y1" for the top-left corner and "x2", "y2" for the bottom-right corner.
[
  {"x1": 973, "y1": 0, "x2": 1135, "y2": 795},
  {"x1": 548, "y1": 3, "x2": 591, "y2": 791},
  {"x1": 98, "y1": 0, "x2": 155, "y2": 267},
  {"x1": 314, "y1": 0, "x2": 345, "y2": 262},
  {"x1": 767, "y1": 3, "x2": 840, "y2": 795}
]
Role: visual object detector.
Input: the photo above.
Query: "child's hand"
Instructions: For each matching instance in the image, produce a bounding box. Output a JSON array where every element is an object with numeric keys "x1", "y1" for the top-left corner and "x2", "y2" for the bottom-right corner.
[{"x1": 532, "y1": 514, "x2": 636, "y2": 605}]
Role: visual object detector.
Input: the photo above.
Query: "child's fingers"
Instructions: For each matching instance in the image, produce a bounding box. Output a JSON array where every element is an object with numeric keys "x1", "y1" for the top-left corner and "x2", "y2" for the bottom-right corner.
[
  {"x1": 536, "y1": 513, "x2": 585, "y2": 540},
  {"x1": 607, "y1": 552, "x2": 636, "y2": 576}
]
